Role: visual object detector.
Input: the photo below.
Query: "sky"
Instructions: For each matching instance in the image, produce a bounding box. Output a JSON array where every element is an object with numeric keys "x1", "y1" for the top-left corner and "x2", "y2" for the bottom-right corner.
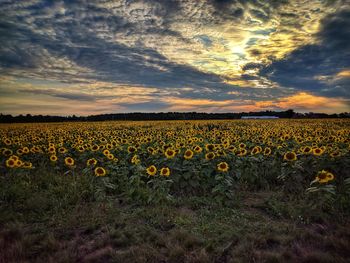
[{"x1": 0, "y1": 0, "x2": 349, "y2": 115}]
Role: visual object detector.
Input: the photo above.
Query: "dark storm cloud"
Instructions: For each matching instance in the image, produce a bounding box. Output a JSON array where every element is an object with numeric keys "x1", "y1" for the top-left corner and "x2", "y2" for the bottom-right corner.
[
  {"x1": 0, "y1": 0, "x2": 349, "y2": 114},
  {"x1": 242, "y1": 62, "x2": 264, "y2": 71},
  {"x1": 259, "y1": 7, "x2": 350, "y2": 98},
  {"x1": 118, "y1": 101, "x2": 170, "y2": 111},
  {"x1": 0, "y1": 0, "x2": 247, "y2": 93},
  {"x1": 18, "y1": 88, "x2": 98, "y2": 101}
]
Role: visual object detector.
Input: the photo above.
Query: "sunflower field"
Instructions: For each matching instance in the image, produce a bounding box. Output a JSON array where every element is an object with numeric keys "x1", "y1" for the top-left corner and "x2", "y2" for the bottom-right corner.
[
  {"x1": 1, "y1": 119, "x2": 350, "y2": 262},
  {"x1": 1, "y1": 119, "x2": 350, "y2": 206}
]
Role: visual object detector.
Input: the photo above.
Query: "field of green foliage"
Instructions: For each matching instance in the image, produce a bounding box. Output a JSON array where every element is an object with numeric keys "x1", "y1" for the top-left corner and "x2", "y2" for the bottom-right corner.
[{"x1": 1, "y1": 119, "x2": 350, "y2": 262}]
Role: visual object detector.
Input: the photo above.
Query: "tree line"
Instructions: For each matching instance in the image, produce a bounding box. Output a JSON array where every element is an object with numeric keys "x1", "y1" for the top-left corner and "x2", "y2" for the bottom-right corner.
[{"x1": 0, "y1": 110, "x2": 349, "y2": 123}]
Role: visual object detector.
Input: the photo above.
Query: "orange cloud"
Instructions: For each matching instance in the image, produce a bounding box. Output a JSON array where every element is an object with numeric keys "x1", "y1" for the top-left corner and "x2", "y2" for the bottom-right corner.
[
  {"x1": 247, "y1": 92, "x2": 349, "y2": 113},
  {"x1": 161, "y1": 92, "x2": 349, "y2": 113},
  {"x1": 336, "y1": 70, "x2": 350, "y2": 78}
]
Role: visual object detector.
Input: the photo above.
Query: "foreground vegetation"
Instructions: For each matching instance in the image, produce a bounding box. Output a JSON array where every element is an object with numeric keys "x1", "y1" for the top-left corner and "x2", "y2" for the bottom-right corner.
[{"x1": 1, "y1": 119, "x2": 350, "y2": 262}]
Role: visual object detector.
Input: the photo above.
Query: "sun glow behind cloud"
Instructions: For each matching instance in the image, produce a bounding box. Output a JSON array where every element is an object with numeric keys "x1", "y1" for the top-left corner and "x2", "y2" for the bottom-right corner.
[{"x1": 0, "y1": 0, "x2": 349, "y2": 115}]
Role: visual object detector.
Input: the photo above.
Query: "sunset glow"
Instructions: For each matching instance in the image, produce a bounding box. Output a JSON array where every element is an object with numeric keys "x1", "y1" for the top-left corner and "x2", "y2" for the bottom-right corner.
[{"x1": 0, "y1": 0, "x2": 349, "y2": 115}]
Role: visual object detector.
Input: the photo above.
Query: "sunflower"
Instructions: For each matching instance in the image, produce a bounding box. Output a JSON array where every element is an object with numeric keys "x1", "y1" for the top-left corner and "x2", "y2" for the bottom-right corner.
[
  {"x1": 103, "y1": 149, "x2": 110, "y2": 156},
  {"x1": 160, "y1": 167, "x2": 170, "y2": 177},
  {"x1": 205, "y1": 144, "x2": 215, "y2": 152},
  {"x1": 165, "y1": 148, "x2": 176, "y2": 159},
  {"x1": 227, "y1": 145, "x2": 236, "y2": 152},
  {"x1": 50, "y1": 155, "x2": 58, "y2": 162},
  {"x1": 302, "y1": 146, "x2": 312, "y2": 154},
  {"x1": 58, "y1": 147, "x2": 67, "y2": 154},
  {"x1": 127, "y1": 146, "x2": 137, "y2": 153},
  {"x1": 251, "y1": 146, "x2": 261, "y2": 155},
  {"x1": 94, "y1": 167, "x2": 106, "y2": 176},
  {"x1": 216, "y1": 150, "x2": 226, "y2": 157},
  {"x1": 4, "y1": 139, "x2": 12, "y2": 145},
  {"x1": 91, "y1": 144, "x2": 99, "y2": 151},
  {"x1": 2, "y1": 149, "x2": 13, "y2": 156},
  {"x1": 217, "y1": 162, "x2": 229, "y2": 172},
  {"x1": 131, "y1": 155, "x2": 140, "y2": 164},
  {"x1": 315, "y1": 170, "x2": 330, "y2": 183},
  {"x1": 9, "y1": 155, "x2": 19, "y2": 161},
  {"x1": 312, "y1": 148, "x2": 324, "y2": 156},
  {"x1": 107, "y1": 153, "x2": 114, "y2": 160},
  {"x1": 65, "y1": 157, "x2": 75, "y2": 166},
  {"x1": 205, "y1": 152, "x2": 215, "y2": 160},
  {"x1": 5, "y1": 159, "x2": 16, "y2": 168},
  {"x1": 283, "y1": 151, "x2": 297, "y2": 161},
  {"x1": 193, "y1": 146, "x2": 203, "y2": 153},
  {"x1": 263, "y1": 147, "x2": 272, "y2": 156},
  {"x1": 22, "y1": 147, "x2": 29, "y2": 154},
  {"x1": 106, "y1": 144, "x2": 113, "y2": 150},
  {"x1": 146, "y1": 165, "x2": 157, "y2": 176},
  {"x1": 77, "y1": 146, "x2": 85, "y2": 153},
  {"x1": 22, "y1": 162, "x2": 33, "y2": 169},
  {"x1": 87, "y1": 158, "x2": 97, "y2": 166},
  {"x1": 184, "y1": 149, "x2": 194, "y2": 160},
  {"x1": 330, "y1": 151, "x2": 341, "y2": 158},
  {"x1": 236, "y1": 148, "x2": 247, "y2": 156},
  {"x1": 48, "y1": 146, "x2": 56, "y2": 154},
  {"x1": 239, "y1": 143, "x2": 246, "y2": 149},
  {"x1": 147, "y1": 147, "x2": 155, "y2": 154},
  {"x1": 15, "y1": 160, "x2": 23, "y2": 167},
  {"x1": 326, "y1": 171, "x2": 335, "y2": 182}
]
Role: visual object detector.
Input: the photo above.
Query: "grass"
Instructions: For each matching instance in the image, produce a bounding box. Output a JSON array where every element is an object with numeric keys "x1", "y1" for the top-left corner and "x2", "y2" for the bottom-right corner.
[{"x1": 1, "y1": 170, "x2": 349, "y2": 263}]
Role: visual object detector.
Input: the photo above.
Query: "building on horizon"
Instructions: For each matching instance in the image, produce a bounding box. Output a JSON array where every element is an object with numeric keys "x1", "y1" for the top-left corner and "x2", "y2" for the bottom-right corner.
[{"x1": 241, "y1": 116, "x2": 279, "y2": 119}]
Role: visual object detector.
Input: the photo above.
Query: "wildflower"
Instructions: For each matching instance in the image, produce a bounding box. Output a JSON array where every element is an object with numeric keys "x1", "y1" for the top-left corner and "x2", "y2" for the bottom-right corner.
[
  {"x1": 330, "y1": 151, "x2": 341, "y2": 158},
  {"x1": 302, "y1": 146, "x2": 312, "y2": 154},
  {"x1": 184, "y1": 149, "x2": 194, "y2": 159},
  {"x1": 326, "y1": 172, "x2": 335, "y2": 182},
  {"x1": 239, "y1": 143, "x2": 246, "y2": 149},
  {"x1": 312, "y1": 148, "x2": 324, "y2": 156},
  {"x1": 217, "y1": 162, "x2": 229, "y2": 172},
  {"x1": 283, "y1": 151, "x2": 297, "y2": 161},
  {"x1": 160, "y1": 167, "x2": 170, "y2": 177},
  {"x1": 263, "y1": 147, "x2": 272, "y2": 156},
  {"x1": 251, "y1": 146, "x2": 261, "y2": 155},
  {"x1": 48, "y1": 146, "x2": 56, "y2": 154},
  {"x1": 131, "y1": 155, "x2": 140, "y2": 164},
  {"x1": 315, "y1": 170, "x2": 334, "y2": 183},
  {"x1": 15, "y1": 160, "x2": 23, "y2": 167},
  {"x1": 50, "y1": 155, "x2": 58, "y2": 162},
  {"x1": 58, "y1": 147, "x2": 67, "y2": 154},
  {"x1": 205, "y1": 144, "x2": 215, "y2": 151},
  {"x1": 4, "y1": 139, "x2": 12, "y2": 145},
  {"x1": 107, "y1": 153, "x2": 115, "y2": 160},
  {"x1": 236, "y1": 148, "x2": 247, "y2": 156},
  {"x1": 65, "y1": 157, "x2": 74, "y2": 166},
  {"x1": 9, "y1": 155, "x2": 19, "y2": 161},
  {"x1": 165, "y1": 148, "x2": 176, "y2": 159},
  {"x1": 22, "y1": 147, "x2": 29, "y2": 154},
  {"x1": 5, "y1": 159, "x2": 16, "y2": 168},
  {"x1": 22, "y1": 162, "x2": 33, "y2": 169},
  {"x1": 95, "y1": 167, "x2": 106, "y2": 176},
  {"x1": 2, "y1": 149, "x2": 13, "y2": 156},
  {"x1": 87, "y1": 158, "x2": 97, "y2": 166},
  {"x1": 193, "y1": 146, "x2": 202, "y2": 153},
  {"x1": 127, "y1": 146, "x2": 137, "y2": 153},
  {"x1": 205, "y1": 152, "x2": 215, "y2": 160},
  {"x1": 91, "y1": 144, "x2": 99, "y2": 151},
  {"x1": 146, "y1": 165, "x2": 157, "y2": 176}
]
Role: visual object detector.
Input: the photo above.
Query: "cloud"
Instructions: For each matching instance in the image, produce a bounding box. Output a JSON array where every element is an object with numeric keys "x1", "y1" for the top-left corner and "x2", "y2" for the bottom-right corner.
[
  {"x1": 258, "y1": 6, "x2": 350, "y2": 98},
  {"x1": 0, "y1": 0, "x2": 348, "y2": 114}
]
